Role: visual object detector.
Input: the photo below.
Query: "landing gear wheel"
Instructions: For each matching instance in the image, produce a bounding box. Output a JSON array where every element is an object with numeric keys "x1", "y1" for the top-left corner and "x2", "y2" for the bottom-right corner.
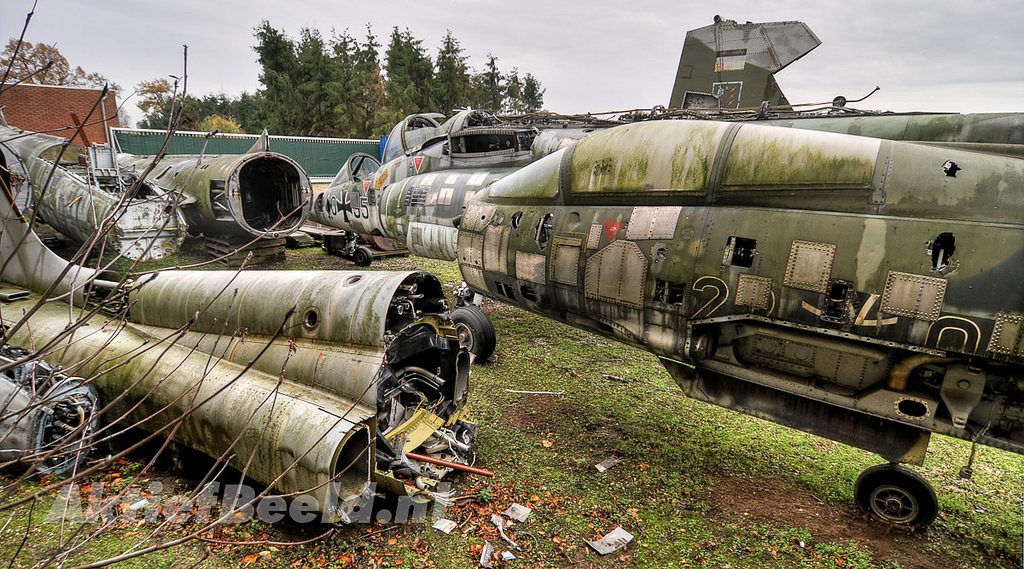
[
  {"x1": 352, "y1": 246, "x2": 373, "y2": 267},
  {"x1": 451, "y1": 305, "x2": 496, "y2": 363},
  {"x1": 855, "y1": 464, "x2": 938, "y2": 528}
]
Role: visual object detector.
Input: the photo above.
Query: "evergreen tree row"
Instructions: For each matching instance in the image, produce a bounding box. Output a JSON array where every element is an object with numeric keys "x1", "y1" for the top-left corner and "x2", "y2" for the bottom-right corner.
[{"x1": 137, "y1": 22, "x2": 545, "y2": 137}]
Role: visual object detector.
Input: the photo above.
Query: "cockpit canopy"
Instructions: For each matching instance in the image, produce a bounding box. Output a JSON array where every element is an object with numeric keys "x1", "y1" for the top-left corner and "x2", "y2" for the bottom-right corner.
[
  {"x1": 382, "y1": 113, "x2": 445, "y2": 163},
  {"x1": 331, "y1": 153, "x2": 381, "y2": 186}
]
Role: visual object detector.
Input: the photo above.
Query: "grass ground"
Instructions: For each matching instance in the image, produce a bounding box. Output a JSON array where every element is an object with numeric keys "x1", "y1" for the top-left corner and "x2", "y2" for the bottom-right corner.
[{"x1": 2, "y1": 238, "x2": 1021, "y2": 568}]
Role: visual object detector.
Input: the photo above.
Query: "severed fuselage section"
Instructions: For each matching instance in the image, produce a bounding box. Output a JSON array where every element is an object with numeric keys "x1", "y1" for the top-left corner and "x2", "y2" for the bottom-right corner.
[
  {"x1": 118, "y1": 137, "x2": 313, "y2": 240},
  {"x1": 460, "y1": 120, "x2": 1024, "y2": 465},
  {"x1": 0, "y1": 124, "x2": 188, "y2": 261},
  {"x1": 0, "y1": 177, "x2": 473, "y2": 519}
]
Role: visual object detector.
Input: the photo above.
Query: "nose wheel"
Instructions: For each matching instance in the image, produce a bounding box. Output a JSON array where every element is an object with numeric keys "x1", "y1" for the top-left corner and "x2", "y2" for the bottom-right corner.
[
  {"x1": 855, "y1": 464, "x2": 938, "y2": 528},
  {"x1": 352, "y1": 246, "x2": 374, "y2": 266},
  {"x1": 450, "y1": 305, "x2": 496, "y2": 362}
]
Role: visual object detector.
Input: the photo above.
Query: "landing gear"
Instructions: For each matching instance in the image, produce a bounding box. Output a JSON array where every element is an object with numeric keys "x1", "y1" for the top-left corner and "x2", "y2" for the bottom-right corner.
[
  {"x1": 451, "y1": 305, "x2": 496, "y2": 363},
  {"x1": 323, "y1": 230, "x2": 395, "y2": 266},
  {"x1": 352, "y1": 246, "x2": 373, "y2": 267},
  {"x1": 855, "y1": 464, "x2": 938, "y2": 528}
]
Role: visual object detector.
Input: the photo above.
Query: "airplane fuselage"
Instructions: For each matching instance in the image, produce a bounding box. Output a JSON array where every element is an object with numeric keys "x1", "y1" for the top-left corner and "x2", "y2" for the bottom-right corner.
[{"x1": 458, "y1": 120, "x2": 1024, "y2": 463}]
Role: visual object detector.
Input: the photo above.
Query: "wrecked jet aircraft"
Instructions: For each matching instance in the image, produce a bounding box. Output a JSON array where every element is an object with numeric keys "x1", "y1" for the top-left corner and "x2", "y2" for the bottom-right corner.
[
  {"x1": 117, "y1": 131, "x2": 313, "y2": 241},
  {"x1": 352, "y1": 115, "x2": 1024, "y2": 528},
  {"x1": 0, "y1": 179, "x2": 473, "y2": 519},
  {"x1": 0, "y1": 122, "x2": 188, "y2": 261},
  {"x1": 311, "y1": 109, "x2": 540, "y2": 266}
]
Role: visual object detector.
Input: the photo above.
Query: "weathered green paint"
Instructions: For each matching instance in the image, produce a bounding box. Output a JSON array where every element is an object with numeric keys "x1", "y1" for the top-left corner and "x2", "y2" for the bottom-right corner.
[
  {"x1": 761, "y1": 113, "x2": 1024, "y2": 158},
  {"x1": 310, "y1": 110, "x2": 550, "y2": 260},
  {"x1": 3, "y1": 292, "x2": 375, "y2": 516},
  {"x1": 443, "y1": 119, "x2": 1024, "y2": 465},
  {"x1": 118, "y1": 149, "x2": 312, "y2": 238},
  {"x1": 567, "y1": 121, "x2": 725, "y2": 194},
  {"x1": 721, "y1": 125, "x2": 879, "y2": 190}
]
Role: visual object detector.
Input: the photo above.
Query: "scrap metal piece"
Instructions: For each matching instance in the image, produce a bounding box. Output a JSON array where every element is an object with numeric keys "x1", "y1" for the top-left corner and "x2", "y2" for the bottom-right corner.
[
  {"x1": 118, "y1": 132, "x2": 312, "y2": 239},
  {"x1": 491, "y1": 514, "x2": 519, "y2": 550},
  {"x1": 0, "y1": 124, "x2": 187, "y2": 261},
  {"x1": 503, "y1": 503, "x2": 532, "y2": 522},
  {"x1": 585, "y1": 526, "x2": 634, "y2": 555},
  {"x1": 432, "y1": 518, "x2": 458, "y2": 534},
  {"x1": 0, "y1": 184, "x2": 474, "y2": 521},
  {"x1": 479, "y1": 541, "x2": 494, "y2": 568},
  {"x1": 595, "y1": 457, "x2": 623, "y2": 472},
  {"x1": 0, "y1": 346, "x2": 99, "y2": 476}
]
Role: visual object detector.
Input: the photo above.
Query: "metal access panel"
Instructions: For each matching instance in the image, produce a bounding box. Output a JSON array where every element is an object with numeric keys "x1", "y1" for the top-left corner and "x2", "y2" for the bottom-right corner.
[
  {"x1": 551, "y1": 238, "x2": 583, "y2": 286},
  {"x1": 989, "y1": 314, "x2": 1024, "y2": 356},
  {"x1": 712, "y1": 82, "x2": 743, "y2": 109},
  {"x1": 736, "y1": 274, "x2": 773, "y2": 310},
  {"x1": 783, "y1": 240, "x2": 836, "y2": 293},
  {"x1": 584, "y1": 240, "x2": 648, "y2": 308},
  {"x1": 881, "y1": 271, "x2": 947, "y2": 321},
  {"x1": 626, "y1": 207, "x2": 682, "y2": 240}
]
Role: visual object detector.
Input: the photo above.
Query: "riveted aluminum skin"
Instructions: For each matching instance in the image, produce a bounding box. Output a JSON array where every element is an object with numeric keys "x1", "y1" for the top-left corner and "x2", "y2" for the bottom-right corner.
[
  {"x1": 127, "y1": 269, "x2": 449, "y2": 407},
  {"x1": 1, "y1": 294, "x2": 375, "y2": 516}
]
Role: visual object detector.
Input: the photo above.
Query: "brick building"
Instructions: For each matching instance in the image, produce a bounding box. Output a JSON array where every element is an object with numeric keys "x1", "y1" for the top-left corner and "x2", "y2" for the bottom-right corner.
[{"x1": 0, "y1": 83, "x2": 120, "y2": 146}]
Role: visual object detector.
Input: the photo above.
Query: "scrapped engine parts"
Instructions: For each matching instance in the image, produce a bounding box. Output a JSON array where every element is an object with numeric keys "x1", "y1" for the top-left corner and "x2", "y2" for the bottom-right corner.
[{"x1": 0, "y1": 345, "x2": 99, "y2": 477}]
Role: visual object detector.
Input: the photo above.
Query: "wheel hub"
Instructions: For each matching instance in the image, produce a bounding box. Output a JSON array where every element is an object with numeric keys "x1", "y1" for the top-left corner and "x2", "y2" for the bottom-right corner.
[
  {"x1": 870, "y1": 485, "x2": 919, "y2": 523},
  {"x1": 455, "y1": 323, "x2": 474, "y2": 349}
]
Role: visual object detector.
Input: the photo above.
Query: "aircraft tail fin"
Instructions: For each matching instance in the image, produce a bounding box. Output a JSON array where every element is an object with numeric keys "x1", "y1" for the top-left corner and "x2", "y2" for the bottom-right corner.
[
  {"x1": 248, "y1": 129, "x2": 271, "y2": 153},
  {"x1": 668, "y1": 17, "x2": 820, "y2": 111}
]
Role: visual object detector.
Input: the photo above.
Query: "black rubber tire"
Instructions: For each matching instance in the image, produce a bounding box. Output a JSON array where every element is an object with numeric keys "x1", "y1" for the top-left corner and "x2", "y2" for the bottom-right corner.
[
  {"x1": 451, "y1": 305, "x2": 496, "y2": 363},
  {"x1": 353, "y1": 246, "x2": 373, "y2": 267},
  {"x1": 854, "y1": 464, "x2": 938, "y2": 528}
]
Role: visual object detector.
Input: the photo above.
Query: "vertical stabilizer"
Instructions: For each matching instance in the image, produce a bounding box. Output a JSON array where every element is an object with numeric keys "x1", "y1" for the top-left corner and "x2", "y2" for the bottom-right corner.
[
  {"x1": 248, "y1": 129, "x2": 271, "y2": 153},
  {"x1": 669, "y1": 17, "x2": 820, "y2": 110}
]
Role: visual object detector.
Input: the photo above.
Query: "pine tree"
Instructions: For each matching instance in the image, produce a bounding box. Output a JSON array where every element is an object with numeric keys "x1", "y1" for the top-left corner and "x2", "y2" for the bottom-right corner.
[
  {"x1": 503, "y1": 67, "x2": 523, "y2": 113},
  {"x1": 253, "y1": 21, "x2": 300, "y2": 134},
  {"x1": 384, "y1": 27, "x2": 435, "y2": 124},
  {"x1": 295, "y1": 28, "x2": 337, "y2": 136},
  {"x1": 433, "y1": 30, "x2": 471, "y2": 115},
  {"x1": 354, "y1": 26, "x2": 388, "y2": 136},
  {"x1": 472, "y1": 54, "x2": 504, "y2": 113},
  {"x1": 522, "y1": 73, "x2": 545, "y2": 112}
]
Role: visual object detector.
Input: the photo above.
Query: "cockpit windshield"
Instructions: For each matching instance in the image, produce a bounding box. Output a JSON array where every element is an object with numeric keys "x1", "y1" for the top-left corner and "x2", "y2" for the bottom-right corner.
[{"x1": 382, "y1": 114, "x2": 443, "y2": 163}]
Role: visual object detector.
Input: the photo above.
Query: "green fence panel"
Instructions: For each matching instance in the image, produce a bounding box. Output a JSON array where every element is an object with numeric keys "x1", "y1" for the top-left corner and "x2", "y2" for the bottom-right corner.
[{"x1": 111, "y1": 129, "x2": 380, "y2": 179}]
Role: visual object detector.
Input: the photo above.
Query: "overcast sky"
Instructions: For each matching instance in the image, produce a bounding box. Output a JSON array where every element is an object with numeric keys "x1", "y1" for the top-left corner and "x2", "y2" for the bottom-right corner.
[{"x1": 3, "y1": 0, "x2": 1023, "y2": 127}]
